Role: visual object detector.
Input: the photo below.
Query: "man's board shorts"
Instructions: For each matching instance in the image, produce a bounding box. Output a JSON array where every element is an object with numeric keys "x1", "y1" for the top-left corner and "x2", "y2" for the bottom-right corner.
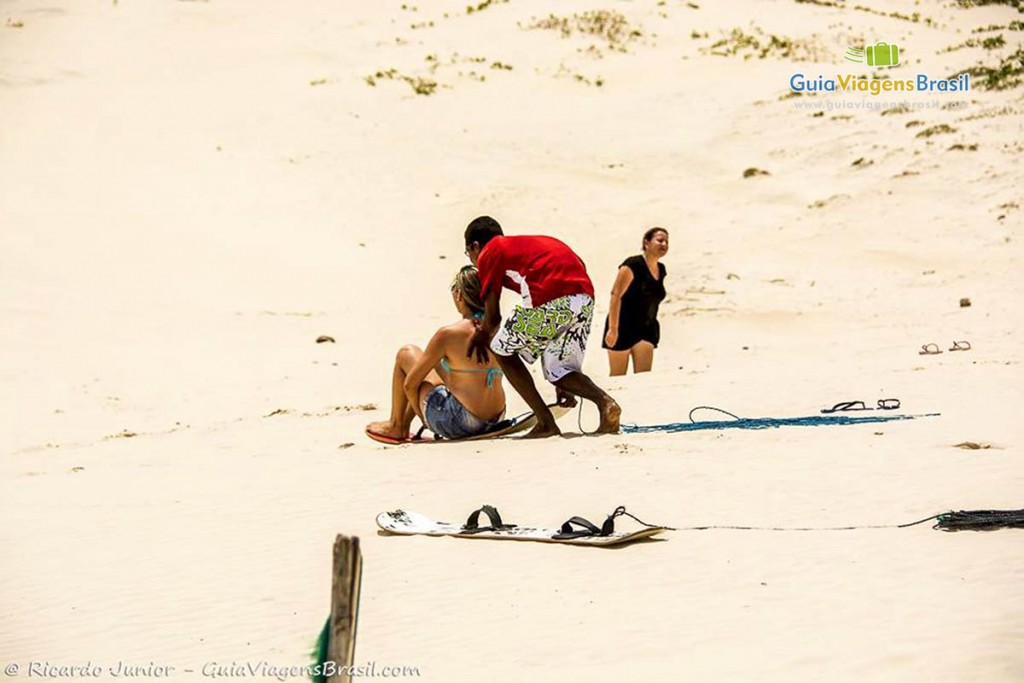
[
  {"x1": 489, "y1": 293, "x2": 594, "y2": 383},
  {"x1": 424, "y1": 386, "x2": 501, "y2": 439}
]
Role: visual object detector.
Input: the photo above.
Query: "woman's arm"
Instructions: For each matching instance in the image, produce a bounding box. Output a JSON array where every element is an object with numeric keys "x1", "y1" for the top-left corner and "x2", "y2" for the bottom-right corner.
[
  {"x1": 604, "y1": 265, "x2": 634, "y2": 347},
  {"x1": 403, "y1": 328, "x2": 448, "y2": 422}
]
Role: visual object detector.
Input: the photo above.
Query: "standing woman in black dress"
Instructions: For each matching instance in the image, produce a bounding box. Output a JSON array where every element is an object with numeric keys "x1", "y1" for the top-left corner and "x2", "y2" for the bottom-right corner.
[{"x1": 602, "y1": 227, "x2": 669, "y2": 375}]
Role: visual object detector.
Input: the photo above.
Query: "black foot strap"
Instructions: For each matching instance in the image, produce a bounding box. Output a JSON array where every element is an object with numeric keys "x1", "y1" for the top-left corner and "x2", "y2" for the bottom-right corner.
[
  {"x1": 461, "y1": 505, "x2": 517, "y2": 534},
  {"x1": 552, "y1": 506, "x2": 668, "y2": 540}
]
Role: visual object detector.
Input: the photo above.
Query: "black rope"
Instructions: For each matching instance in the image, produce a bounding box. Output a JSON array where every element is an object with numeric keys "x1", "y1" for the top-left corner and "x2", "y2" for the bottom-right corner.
[
  {"x1": 672, "y1": 509, "x2": 1024, "y2": 532},
  {"x1": 672, "y1": 512, "x2": 942, "y2": 532},
  {"x1": 935, "y1": 509, "x2": 1024, "y2": 531}
]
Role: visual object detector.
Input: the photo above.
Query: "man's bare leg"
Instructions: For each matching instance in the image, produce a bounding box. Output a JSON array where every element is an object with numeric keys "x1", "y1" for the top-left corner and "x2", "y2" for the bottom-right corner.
[
  {"x1": 494, "y1": 352, "x2": 559, "y2": 438},
  {"x1": 554, "y1": 371, "x2": 621, "y2": 433}
]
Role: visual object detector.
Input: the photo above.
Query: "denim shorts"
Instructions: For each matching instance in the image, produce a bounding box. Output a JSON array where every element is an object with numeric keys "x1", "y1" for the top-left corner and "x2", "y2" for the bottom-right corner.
[{"x1": 424, "y1": 386, "x2": 495, "y2": 439}]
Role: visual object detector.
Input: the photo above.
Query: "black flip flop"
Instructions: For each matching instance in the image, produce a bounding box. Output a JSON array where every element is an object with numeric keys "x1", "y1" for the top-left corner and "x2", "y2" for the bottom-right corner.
[{"x1": 821, "y1": 400, "x2": 871, "y2": 414}]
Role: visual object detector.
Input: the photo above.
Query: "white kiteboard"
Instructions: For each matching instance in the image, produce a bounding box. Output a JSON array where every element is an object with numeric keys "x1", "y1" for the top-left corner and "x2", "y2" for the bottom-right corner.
[{"x1": 375, "y1": 507, "x2": 669, "y2": 547}]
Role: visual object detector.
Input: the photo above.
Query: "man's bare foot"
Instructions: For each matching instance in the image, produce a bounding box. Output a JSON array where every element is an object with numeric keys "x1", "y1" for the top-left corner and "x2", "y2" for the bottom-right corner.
[
  {"x1": 366, "y1": 419, "x2": 408, "y2": 440},
  {"x1": 525, "y1": 420, "x2": 561, "y2": 439},
  {"x1": 596, "y1": 398, "x2": 621, "y2": 434}
]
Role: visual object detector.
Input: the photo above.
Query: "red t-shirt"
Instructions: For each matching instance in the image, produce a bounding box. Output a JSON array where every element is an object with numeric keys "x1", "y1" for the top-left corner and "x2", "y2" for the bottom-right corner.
[{"x1": 477, "y1": 235, "x2": 595, "y2": 308}]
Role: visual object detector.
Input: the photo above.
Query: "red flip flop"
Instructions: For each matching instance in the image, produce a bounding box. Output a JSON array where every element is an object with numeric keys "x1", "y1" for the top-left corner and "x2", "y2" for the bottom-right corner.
[{"x1": 365, "y1": 426, "x2": 436, "y2": 445}]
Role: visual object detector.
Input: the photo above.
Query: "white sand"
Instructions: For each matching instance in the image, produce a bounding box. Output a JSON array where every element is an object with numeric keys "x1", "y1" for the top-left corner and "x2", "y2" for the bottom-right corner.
[{"x1": 2, "y1": 0, "x2": 1022, "y2": 681}]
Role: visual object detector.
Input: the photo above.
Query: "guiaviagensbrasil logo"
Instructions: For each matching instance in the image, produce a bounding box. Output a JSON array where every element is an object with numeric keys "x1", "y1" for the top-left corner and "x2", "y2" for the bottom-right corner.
[
  {"x1": 844, "y1": 41, "x2": 900, "y2": 67},
  {"x1": 789, "y1": 40, "x2": 969, "y2": 96}
]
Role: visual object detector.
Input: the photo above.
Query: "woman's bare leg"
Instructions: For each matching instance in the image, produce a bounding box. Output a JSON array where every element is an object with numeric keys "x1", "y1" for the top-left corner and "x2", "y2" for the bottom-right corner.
[
  {"x1": 630, "y1": 342, "x2": 655, "y2": 373},
  {"x1": 607, "y1": 349, "x2": 630, "y2": 376},
  {"x1": 368, "y1": 345, "x2": 442, "y2": 438}
]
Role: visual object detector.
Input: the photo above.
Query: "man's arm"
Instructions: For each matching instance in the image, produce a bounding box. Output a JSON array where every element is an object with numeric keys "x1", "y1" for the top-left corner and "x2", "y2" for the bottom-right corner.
[{"x1": 467, "y1": 288, "x2": 501, "y2": 364}]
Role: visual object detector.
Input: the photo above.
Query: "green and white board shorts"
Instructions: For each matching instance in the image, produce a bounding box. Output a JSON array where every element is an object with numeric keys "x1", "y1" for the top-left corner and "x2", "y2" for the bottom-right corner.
[{"x1": 490, "y1": 294, "x2": 594, "y2": 383}]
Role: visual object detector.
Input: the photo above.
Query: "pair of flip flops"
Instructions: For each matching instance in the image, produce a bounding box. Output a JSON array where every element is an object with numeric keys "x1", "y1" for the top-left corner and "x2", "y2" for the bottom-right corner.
[
  {"x1": 920, "y1": 341, "x2": 971, "y2": 355},
  {"x1": 821, "y1": 398, "x2": 901, "y2": 414}
]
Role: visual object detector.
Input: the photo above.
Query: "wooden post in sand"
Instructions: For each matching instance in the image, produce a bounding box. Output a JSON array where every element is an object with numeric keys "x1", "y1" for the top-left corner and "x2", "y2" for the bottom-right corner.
[{"x1": 327, "y1": 535, "x2": 362, "y2": 683}]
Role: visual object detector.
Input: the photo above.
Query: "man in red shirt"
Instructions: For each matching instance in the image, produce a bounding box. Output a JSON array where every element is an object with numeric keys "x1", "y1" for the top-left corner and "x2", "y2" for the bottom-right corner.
[{"x1": 465, "y1": 216, "x2": 620, "y2": 437}]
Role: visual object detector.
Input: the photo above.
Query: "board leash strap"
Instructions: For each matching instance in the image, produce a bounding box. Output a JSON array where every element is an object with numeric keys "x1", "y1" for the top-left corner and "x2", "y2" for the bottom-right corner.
[{"x1": 552, "y1": 506, "x2": 671, "y2": 540}]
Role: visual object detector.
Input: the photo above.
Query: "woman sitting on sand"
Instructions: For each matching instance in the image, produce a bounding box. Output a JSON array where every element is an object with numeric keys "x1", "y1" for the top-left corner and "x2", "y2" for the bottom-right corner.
[
  {"x1": 602, "y1": 227, "x2": 669, "y2": 376},
  {"x1": 366, "y1": 266, "x2": 506, "y2": 441}
]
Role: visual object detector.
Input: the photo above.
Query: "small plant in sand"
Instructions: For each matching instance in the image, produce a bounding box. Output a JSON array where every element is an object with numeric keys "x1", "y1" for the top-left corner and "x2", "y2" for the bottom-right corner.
[
  {"x1": 701, "y1": 26, "x2": 826, "y2": 61},
  {"x1": 6, "y1": 17, "x2": 25, "y2": 27},
  {"x1": 523, "y1": 10, "x2": 643, "y2": 53},
  {"x1": 467, "y1": 0, "x2": 509, "y2": 13},
  {"x1": 951, "y1": 47, "x2": 1024, "y2": 90},
  {"x1": 959, "y1": 103, "x2": 1018, "y2": 121},
  {"x1": 364, "y1": 68, "x2": 438, "y2": 96},
  {"x1": 881, "y1": 104, "x2": 912, "y2": 116},
  {"x1": 365, "y1": 52, "x2": 513, "y2": 95},
  {"x1": 972, "y1": 23, "x2": 1007, "y2": 32},
  {"x1": 743, "y1": 167, "x2": 770, "y2": 178},
  {"x1": 552, "y1": 64, "x2": 604, "y2": 87},
  {"x1": 948, "y1": 143, "x2": 980, "y2": 151},
  {"x1": 943, "y1": 34, "x2": 1007, "y2": 52},
  {"x1": 779, "y1": 90, "x2": 816, "y2": 100},
  {"x1": 955, "y1": 0, "x2": 1022, "y2": 9},
  {"x1": 915, "y1": 124, "x2": 957, "y2": 138},
  {"x1": 795, "y1": 0, "x2": 932, "y2": 24}
]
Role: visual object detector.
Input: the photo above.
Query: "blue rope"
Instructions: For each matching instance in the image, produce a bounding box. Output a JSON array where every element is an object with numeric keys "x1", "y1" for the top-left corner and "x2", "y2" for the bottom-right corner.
[{"x1": 621, "y1": 409, "x2": 940, "y2": 434}]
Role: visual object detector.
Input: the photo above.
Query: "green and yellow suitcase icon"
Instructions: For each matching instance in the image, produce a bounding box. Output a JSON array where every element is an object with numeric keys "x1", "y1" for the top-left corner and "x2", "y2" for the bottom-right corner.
[{"x1": 865, "y1": 42, "x2": 899, "y2": 67}]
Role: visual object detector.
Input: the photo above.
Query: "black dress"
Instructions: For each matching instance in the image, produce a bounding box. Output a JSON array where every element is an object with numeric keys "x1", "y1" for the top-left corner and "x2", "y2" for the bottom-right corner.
[{"x1": 601, "y1": 255, "x2": 667, "y2": 351}]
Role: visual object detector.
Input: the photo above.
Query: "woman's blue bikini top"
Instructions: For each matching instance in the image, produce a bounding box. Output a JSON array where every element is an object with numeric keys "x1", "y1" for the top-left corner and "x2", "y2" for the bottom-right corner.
[{"x1": 440, "y1": 358, "x2": 502, "y2": 388}]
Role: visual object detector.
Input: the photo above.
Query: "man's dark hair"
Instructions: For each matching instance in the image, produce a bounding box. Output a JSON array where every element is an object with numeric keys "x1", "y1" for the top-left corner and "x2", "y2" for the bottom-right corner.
[{"x1": 465, "y1": 216, "x2": 504, "y2": 249}]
